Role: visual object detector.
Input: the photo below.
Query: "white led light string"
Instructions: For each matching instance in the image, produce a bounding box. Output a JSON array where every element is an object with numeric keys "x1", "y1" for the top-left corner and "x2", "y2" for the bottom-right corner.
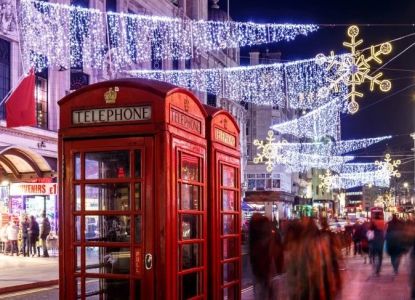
[
  {"x1": 128, "y1": 55, "x2": 349, "y2": 107},
  {"x1": 282, "y1": 136, "x2": 391, "y2": 156},
  {"x1": 332, "y1": 170, "x2": 390, "y2": 189},
  {"x1": 18, "y1": 0, "x2": 318, "y2": 71},
  {"x1": 270, "y1": 98, "x2": 345, "y2": 140}
]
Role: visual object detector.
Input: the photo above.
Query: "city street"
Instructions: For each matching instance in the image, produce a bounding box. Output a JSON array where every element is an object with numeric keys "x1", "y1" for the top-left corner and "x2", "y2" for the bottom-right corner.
[
  {"x1": 241, "y1": 253, "x2": 412, "y2": 300},
  {"x1": 0, "y1": 253, "x2": 413, "y2": 299}
]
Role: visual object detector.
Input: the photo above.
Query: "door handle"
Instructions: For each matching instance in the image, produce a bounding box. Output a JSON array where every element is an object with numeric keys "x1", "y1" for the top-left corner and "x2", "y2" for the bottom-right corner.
[{"x1": 145, "y1": 253, "x2": 153, "y2": 270}]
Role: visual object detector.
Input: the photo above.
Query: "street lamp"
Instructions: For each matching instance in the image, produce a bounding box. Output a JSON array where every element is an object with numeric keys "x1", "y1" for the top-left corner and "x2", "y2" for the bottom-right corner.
[{"x1": 404, "y1": 182, "x2": 409, "y2": 189}]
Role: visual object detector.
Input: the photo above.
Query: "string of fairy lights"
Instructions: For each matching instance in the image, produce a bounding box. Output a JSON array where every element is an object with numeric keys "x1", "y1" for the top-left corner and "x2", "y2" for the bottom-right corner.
[
  {"x1": 18, "y1": 0, "x2": 318, "y2": 71},
  {"x1": 15, "y1": 0, "x2": 412, "y2": 190},
  {"x1": 128, "y1": 55, "x2": 349, "y2": 108}
]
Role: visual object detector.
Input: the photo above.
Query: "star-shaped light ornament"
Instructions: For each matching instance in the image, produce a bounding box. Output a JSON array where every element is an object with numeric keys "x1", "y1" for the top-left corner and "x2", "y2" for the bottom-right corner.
[
  {"x1": 253, "y1": 130, "x2": 287, "y2": 172},
  {"x1": 319, "y1": 169, "x2": 336, "y2": 192},
  {"x1": 316, "y1": 25, "x2": 392, "y2": 114},
  {"x1": 375, "y1": 153, "x2": 401, "y2": 178}
]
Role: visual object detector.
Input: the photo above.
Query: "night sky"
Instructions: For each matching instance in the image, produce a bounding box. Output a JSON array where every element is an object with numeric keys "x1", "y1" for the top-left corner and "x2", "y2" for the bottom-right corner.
[{"x1": 224, "y1": 0, "x2": 415, "y2": 184}]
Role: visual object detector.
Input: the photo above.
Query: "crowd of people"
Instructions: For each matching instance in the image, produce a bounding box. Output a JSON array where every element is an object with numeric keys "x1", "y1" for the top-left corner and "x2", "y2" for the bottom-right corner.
[
  {"x1": 248, "y1": 213, "x2": 415, "y2": 300},
  {"x1": 0, "y1": 213, "x2": 52, "y2": 257}
]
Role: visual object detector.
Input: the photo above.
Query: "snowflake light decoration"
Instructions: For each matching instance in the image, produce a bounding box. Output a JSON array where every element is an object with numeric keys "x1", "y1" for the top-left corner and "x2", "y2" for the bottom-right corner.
[
  {"x1": 253, "y1": 130, "x2": 287, "y2": 172},
  {"x1": 316, "y1": 25, "x2": 392, "y2": 114},
  {"x1": 319, "y1": 169, "x2": 337, "y2": 192},
  {"x1": 375, "y1": 153, "x2": 401, "y2": 178}
]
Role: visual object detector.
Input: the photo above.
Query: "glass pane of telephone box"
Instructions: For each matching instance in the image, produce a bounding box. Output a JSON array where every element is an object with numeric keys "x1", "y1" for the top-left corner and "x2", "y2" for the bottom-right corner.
[
  {"x1": 180, "y1": 243, "x2": 201, "y2": 270},
  {"x1": 222, "y1": 190, "x2": 236, "y2": 211},
  {"x1": 180, "y1": 154, "x2": 200, "y2": 182},
  {"x1": 74, "y1": 153, "x2": 81, "y2": 180},
  {"x1": 85, "y1": 215, "x2": 130, "y2": 242},
  {"x1": 85, "y1": 184, "x2": 130, "y2": 211},
  {"x1": 222, "y1": 165, "x2": 236, "y2": 187},
  {"x1": 179, "y1": 184, "x2": 200, "y2": 210},
  {"x1": 85, "y1": 246, "x2": 130, "y2": 274},
  {"x1": 85, "y1": 277, "x2": 130, "y2": 300},
  {"x1": 85, "y1": 151, "x2": 130, "y2": 179},
  {"x1": 180, "y1": 272, "x2": 202, "y2": 300},
  {"x1": 180, "y1": 214, "x2": 201, "y2": 240}
]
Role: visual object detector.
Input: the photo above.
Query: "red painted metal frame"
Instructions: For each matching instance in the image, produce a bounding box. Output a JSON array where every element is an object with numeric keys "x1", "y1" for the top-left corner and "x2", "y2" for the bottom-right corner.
[
  {"x1": 205, "y1": 106, "x2": 241, "y2": 300},
  {"x1": 62, "y1": 137, "x2": 154, "y2": 299},
  {"x1": 58, "y1": 79, "x2": 210, "y2": 300}
]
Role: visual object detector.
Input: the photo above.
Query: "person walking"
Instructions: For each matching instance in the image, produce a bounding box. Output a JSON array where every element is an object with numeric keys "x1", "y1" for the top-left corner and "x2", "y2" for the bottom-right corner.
[
  {"x1": 371, "y1": 215, "x2": 386, "y2": 276},
  {"x1": 249, "y1": 213, "x2": 275, "y2": 300},
  {"x1": 20, "y1": 216, "x2": 30, "y2": 257},
  {"x1": 386, "y1": 214, "x2": 404, "y2": 275},
  {"x1": 28, "y1": 215, "x2": 39, "y2": 257},
  {"x1": 6, "y1": 220, "x2": 19, "y2": 256},
  {"x1": 40, "y1": 213, "x2": 51, "y2": 257}
]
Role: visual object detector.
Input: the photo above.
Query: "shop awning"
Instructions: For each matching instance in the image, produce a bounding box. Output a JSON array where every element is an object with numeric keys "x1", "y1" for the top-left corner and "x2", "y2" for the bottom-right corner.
[{"x1": 0, "y1": 146, "x2": 55, "y2": 180}]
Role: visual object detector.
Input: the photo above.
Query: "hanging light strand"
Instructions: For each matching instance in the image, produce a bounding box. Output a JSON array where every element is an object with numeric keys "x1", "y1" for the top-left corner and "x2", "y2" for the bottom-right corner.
[
  {"x1": 19, "y1": 0, "x2": 318, "y2": 71},
  {"x1": 270, "y1": 98, "x2": 345, "y2": 140},
  {"x1": 128, "y1": 55, "x2": 349, "y2": 108}
]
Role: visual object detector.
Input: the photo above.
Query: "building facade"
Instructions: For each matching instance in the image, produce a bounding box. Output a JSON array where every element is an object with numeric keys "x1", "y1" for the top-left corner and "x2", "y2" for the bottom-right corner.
[
  {"x1": 243, "y1": 51, "x2": 297, "y2": 222},
  {"x1": 0, "y1": 0, "x2": 245, "y2": 231}
]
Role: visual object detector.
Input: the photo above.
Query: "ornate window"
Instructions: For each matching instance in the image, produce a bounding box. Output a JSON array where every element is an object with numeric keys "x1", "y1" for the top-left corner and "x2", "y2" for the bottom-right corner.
[
  {"x1": 35, "y1": 69, "x2": 48, "y2": 129},
  {"x1": 0, "y1": 38, "x2": 10, "y2": 120}
]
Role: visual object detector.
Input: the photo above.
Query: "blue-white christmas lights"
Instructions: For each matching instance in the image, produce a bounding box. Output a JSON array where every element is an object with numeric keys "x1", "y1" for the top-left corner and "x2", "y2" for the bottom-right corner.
[{"x1": 18, "y1": 0, "x2": 318, "y2": 71}]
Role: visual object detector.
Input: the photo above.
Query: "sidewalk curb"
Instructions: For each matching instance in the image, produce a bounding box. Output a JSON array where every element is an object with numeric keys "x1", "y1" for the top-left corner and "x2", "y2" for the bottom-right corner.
[{"x1": 0, "y1": 280, "x2": 58, "y2": 295}]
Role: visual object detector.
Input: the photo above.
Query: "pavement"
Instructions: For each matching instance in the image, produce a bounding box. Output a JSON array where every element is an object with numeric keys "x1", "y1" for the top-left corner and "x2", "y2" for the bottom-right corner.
[
  {"x1": 0, "y1": 252, "x2": 413, "y2": 299},
  {"x1": 0, "y1": 254, "x2": 58, "y2": 294},
  {"x1": 242, "y1": 253, "x2": 412, "y2": 300}
]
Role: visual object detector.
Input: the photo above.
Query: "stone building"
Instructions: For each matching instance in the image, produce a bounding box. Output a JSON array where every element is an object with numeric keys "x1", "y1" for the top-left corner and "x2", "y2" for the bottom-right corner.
[{"x1": 0, "y1": 0, "x2": 244, "y2": 228}]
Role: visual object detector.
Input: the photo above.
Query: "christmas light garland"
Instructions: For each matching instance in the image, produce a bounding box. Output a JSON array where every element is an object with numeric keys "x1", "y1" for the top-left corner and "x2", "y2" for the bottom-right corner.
[
  {"x1": 284, "y1": 152, "x2": 354, "y2": 172},
  {"x1": 128, "y1": 55, "x2": 349, "y2": 107},
  {"x1": 283, "y1": 136, "x2": 391, "y2": 156},
  {"x1": 333, "y1": 162, "x2": 380, "y2": 173},
  {"x1": 270, "y1": 98, "x2": 345, "y2": 140},
  {"x1": 18, "y1": 0, "x2": 318, "y2": 71},
  {"x1": 333, "y1": 170, "x2": 390, "y2": 189}
]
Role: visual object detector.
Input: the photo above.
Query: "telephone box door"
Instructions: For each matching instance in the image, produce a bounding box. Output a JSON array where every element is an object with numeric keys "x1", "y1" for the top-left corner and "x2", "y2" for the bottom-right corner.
[{"x1": 62, "y1": 137, "x2": 154, "y2": 299}]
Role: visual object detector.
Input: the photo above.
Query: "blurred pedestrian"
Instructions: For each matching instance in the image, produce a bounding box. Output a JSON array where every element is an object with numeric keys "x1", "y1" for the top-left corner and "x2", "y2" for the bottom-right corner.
[
  {"x1": 28, "y1": 215, "x2": 39, "y2": 257},
  {"x1": 249, "y1": 213, "x2": 275, "y2": 300},
  {"x1": 40, "y1": 213, "x2": 51, "y2": 257},
  {"x1": 344, "y1": 221, "x2": 354, "y2": 256},
  {"x1": 20, "y1": 216, "x2": 29, "y2": 257},
  {"x1": 386, "y1": 214, "x2": 404, "y2": 275},
  {"x1": 353, "y1": 220, "x2": 366, "y2": 256},
  {"x1": 371, "y1": 215, "x2": 385, "y2": 276},
  {"x1": 6, "y1": 220, "x2": 18, "y2": 256}
]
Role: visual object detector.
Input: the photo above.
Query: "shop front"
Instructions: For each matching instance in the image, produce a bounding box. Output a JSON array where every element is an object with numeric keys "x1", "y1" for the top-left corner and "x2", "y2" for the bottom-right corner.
[
  {"x1": 7, "y1": 182, "x2": 58, "y2": 230},
  {"x1": 244, "y1": 191, "x2": 294, "y2": 222},
  {"x1": 0, "y1": 146, "x2": 56, "y2": 229}
]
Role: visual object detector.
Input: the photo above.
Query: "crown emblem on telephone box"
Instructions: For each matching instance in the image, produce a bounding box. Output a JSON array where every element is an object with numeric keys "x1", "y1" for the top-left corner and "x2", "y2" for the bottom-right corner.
[{"x1": 104, "y1": 87, "x2": 119, "y2": 104}]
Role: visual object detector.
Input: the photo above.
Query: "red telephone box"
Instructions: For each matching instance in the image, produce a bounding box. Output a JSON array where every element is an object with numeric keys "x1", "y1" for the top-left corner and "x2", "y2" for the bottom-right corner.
[
  {"x1": 205, "y1": 106, "x2": 241, "y2": 300},
  {"x1": 58, "y1": 79, "x2": 210, "y2": 299}
]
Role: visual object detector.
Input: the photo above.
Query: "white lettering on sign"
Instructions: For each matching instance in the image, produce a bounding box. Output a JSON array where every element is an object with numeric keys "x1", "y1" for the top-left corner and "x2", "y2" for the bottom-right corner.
[
  {"x1": 72, "y1": 106, "x2": 151, "y2": 125},
  {"x1": 10, "y1": 183, "x2": 58, "y2": 196}
]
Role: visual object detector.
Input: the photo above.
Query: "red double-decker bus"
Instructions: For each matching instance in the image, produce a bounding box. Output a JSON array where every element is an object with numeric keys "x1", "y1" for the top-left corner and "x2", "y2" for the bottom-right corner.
[{"x1": 370, "y1": 206, "x2": 385, "y2": 221}]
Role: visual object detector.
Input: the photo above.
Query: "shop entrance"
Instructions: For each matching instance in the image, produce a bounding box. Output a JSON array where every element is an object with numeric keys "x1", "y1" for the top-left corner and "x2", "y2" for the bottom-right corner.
[{"x1": 63, "y1": 137, "x2": 154, "y2": 299}]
